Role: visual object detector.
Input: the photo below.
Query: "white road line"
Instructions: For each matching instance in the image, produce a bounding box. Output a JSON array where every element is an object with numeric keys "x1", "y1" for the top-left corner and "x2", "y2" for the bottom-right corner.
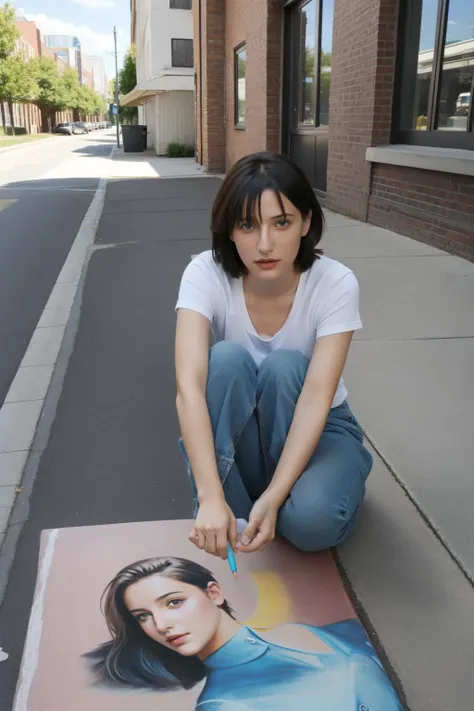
[
  {"x1": 0, "y1": 148, "x2": 113, "y2": 545},
  {"x1": 12, "y1": 529, "x2": 59, "y2": 711}
]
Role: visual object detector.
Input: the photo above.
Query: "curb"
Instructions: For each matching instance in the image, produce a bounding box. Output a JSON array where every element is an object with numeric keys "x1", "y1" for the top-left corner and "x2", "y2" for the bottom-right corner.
[{"x1": 0, "y1": 156, "x2": 111, "y2": 604}]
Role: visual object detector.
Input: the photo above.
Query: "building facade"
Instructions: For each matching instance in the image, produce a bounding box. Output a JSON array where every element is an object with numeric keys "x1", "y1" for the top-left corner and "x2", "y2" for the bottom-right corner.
[
  {"x1": 43, "y1": 35, "x2": 82, "y2": 82},
  {"x1": 195, "y1": 0, "x2": 474, "y2": 261},
  {"x1": 123, "y1": 0, "x2": 195, "y2": 155},
  {"x1": 82, "y1": 55, "x2": 108, "y2": 98},
  {"x1": 4, "y1": 13, "x2": 74, "y2": 134}
]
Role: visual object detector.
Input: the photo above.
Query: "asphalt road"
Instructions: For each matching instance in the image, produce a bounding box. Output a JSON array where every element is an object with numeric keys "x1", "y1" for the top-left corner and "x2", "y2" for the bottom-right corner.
[
  {"x1": 0, "y1": 177, "x2": 221, "y2": 707},
  {"x1": 0, "y1": 133, "x2": 112, "y2": 407}
]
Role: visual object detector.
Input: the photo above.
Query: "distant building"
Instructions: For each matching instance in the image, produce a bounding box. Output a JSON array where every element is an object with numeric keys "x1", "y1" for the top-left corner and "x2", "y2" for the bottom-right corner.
[
  {"x1": 82, "y1": 55, "x2": 108, "y2": 98},
  {"x1": 122, "y1": 0, "x2": 194, "y2": 155},
  {"x1": 9, "y1": 12, "x2": 74, "y2": 133},
  {"x1": 43, "y1": 35, "x2": 82, "y2": 82},
  {"x1": 82, "y1": 67, "x2": 95, "y2": 90}
]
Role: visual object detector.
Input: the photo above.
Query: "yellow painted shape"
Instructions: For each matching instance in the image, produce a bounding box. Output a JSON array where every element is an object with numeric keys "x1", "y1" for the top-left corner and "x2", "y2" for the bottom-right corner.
[
  {"x1": 0, "y1": 199, "x2": 17, "y2": 212},
  {"x1": 243, "y1": 571, "x2": 290, "y2": 631}
]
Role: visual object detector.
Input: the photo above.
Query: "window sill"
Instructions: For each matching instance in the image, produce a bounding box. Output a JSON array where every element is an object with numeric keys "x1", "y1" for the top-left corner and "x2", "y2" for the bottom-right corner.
[{"x1": 366, "y1": 145, "x2": 474, "y2": 177}]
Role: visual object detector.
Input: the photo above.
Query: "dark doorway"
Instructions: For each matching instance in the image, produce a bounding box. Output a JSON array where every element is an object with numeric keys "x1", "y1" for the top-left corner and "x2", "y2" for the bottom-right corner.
[{"x1": 283, "y1": 0, "x2": 334, "y2": 193}]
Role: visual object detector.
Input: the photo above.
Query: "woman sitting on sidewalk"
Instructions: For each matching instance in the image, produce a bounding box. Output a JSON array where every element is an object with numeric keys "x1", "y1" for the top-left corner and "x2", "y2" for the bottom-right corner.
[{"x1": 175, "y1": 152, "x2": 373, "y2": 558}]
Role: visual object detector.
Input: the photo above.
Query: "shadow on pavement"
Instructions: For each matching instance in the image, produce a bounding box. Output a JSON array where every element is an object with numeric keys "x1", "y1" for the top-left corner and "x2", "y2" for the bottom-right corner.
[
  {"x1": 0, "y1": 176, "x2": 222, "y2": 709},
  {"x1": 0, "y1": 177, "x2": 100, "y2": 407}
]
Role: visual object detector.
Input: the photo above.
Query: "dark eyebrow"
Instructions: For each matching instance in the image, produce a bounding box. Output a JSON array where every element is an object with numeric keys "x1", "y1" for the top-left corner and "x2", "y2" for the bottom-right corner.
[
  {"x1": 129, "y1": 591, "x2": 182, "y2": 614},
  {"x1": 239, "y1": 212, "x2": 294, "y2": 222}
]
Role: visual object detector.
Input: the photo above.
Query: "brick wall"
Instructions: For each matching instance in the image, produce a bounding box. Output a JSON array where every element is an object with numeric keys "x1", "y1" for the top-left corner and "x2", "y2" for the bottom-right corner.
[
  {"x1": 369, "y1": 165, "x2": 474, "y2": 261},
  {"x1": 266, "y1": 0, "x2": 283, "y2": 154},
  {"x1": 194, "y1": 0, "x2": 226, "y2": 172},
  {"x1": 225, "y1": 0, "x2": 282, "y2": 169},
  {"x1": 195, "y1": 0, "x2": 282, "y2": 173},
  {"x1": 193, "y1": 2, "x2": 202, "y2": 164},
  {"x1": 16, "y1": 21, "x2": 40, "y2": 55},
  {"x1": 327, "y1": 0, "x2": 399, "y2": 221},
  {"x1": 225, "y1": 0, "x2": 267, "y2": 168}
]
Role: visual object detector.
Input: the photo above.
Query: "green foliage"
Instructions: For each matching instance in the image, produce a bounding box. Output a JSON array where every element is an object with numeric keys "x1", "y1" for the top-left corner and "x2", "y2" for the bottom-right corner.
[
  {"x1": 119, "y1": 45, "x2": 137, "y2": 95},
  {"x1": 0, "y1": 7, "x2": 107, "y2": 131},
  {"x1": 30, "y1": 56, "x2": 69, "y2": 113},
  {"x1": 0, "y1": 124, "x2": 26, "y2": 135},
  {"x1": 93, "y1": 92, "x2": 107, "y2": 116},
  {"x1": 119, "y1": 105, "x2": 138, "y2": 124},
  {"x1": 166, "y1": 142, "x2": 195, "y2": 158},
  {"x1": 0, "y1": 2, "x2": 19, "y2": 60},
  {"x1": 108, "y1": 77, "x2": 116, "y2": 103},
  {"x1": 0, "y1": 53, "x2": 36, "y2": 103},
  {"x1": 60, "y1": 67, "x2": 81, "y2": 109}
]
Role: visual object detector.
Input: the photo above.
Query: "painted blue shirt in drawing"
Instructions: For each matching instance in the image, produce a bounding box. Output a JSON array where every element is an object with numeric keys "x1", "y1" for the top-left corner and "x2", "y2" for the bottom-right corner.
[{"x1": 196, "y1": 620, "x2": 402, "y2": 710}]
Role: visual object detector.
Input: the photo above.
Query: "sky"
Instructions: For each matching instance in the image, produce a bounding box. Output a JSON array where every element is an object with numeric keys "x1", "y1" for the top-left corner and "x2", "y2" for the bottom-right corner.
[
  {"x1": 17, "y1": 0, "x2": 131, "y2": 79},
  {"x1": 420, "y1": 0, "x2": 474, "y2": 51}
]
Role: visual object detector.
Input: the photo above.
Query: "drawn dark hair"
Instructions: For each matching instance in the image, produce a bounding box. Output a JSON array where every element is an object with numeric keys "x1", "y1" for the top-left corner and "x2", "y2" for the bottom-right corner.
[
  {"x1": 84, "y1": 556, "x2": 235, "y2": 691},
  {"x1": 211, "y1": 151, "x2": 325, "y2": 278}
]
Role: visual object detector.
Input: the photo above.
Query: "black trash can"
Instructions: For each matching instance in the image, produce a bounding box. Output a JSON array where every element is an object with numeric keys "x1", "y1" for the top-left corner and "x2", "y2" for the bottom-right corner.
[{"x1": 121, "y1": 124, "x2": 147, "y2": 153}]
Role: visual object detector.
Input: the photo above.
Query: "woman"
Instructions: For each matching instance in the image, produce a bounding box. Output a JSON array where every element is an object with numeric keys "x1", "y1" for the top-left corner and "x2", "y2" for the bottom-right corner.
[
  {"x1": 85, "y1": 556, "x2": 402, "y2": 709},
  {"x1": 175, "y1": 152, "x2": 373, "y2": 559}
]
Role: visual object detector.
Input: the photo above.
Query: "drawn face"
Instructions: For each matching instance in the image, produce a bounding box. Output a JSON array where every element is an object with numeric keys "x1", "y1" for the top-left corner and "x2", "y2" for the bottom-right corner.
[
  {"x1": 124, "y1": 574, "x2": 225, "y2": 657},
  {"x1": 231, "y1": 189, "x2": 311, "y2": 282}
]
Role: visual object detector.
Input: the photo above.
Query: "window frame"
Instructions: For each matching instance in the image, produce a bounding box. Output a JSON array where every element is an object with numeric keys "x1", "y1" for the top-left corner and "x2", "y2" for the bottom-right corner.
[
  {"x1": 171, "y1": 38, "x2": 194, "y2": 68},
  {"x1": 394, "y1": 0, "x2": 474, "y2": 150},
  {"x1": 234, "y1": 43, "x2": 247, "y2": 129},
  {"x1": 170, "y1": 0, "x2": 192, "y2": 9}
]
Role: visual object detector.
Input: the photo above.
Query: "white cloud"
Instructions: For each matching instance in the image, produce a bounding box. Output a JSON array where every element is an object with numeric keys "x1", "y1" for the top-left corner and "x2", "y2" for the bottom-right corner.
[
  {"x1": 73, "y1": 0, "x2": 116, "y2": 8},
  {"x1": 26, "y1": 13, "x2": 127, "y2": 56}
]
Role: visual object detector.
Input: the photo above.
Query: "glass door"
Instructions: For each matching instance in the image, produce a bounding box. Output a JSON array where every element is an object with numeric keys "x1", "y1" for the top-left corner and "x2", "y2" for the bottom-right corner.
[{"x1": 283, "y1": 0, "x2": 334, "y2": 192}]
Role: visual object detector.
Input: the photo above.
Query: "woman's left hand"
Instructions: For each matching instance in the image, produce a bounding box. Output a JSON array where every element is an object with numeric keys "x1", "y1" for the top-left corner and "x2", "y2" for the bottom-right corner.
[{"x1": 236, "y1": 492, "x2": 280, "y2": 553}]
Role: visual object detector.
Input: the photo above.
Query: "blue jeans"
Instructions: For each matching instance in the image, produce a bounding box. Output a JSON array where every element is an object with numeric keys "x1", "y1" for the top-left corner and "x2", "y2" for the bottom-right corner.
[{"x1": 180, "y1": 342, "x2": 373, "y2": 552}]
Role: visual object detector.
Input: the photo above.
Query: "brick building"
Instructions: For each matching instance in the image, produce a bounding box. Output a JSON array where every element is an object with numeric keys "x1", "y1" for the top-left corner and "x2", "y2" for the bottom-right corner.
[
  {"x1": 194, "y1": 0, "x2": 474, "y2": 261},
  {"x1": 8, "y1": 13, "x2": 74, "y2": 133}
]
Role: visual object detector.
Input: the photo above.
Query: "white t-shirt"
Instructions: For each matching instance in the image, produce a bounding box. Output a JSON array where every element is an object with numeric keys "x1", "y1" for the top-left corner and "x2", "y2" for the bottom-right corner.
[{"x1": 176, "y1": 251, "x2": 363, "y2": 408}]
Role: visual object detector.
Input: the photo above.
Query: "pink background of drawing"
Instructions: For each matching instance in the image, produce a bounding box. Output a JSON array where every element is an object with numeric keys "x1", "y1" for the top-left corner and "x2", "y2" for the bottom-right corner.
[{"x1": 20, "y1": 520, "x2": 356, "y2": 710}]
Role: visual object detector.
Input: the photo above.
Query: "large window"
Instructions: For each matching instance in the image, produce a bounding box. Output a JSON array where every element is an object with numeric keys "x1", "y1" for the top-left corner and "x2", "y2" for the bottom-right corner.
[
  {"x1": 171, "y1": 39, "x2": 194, "y2": 68},
  {"x1": 170, "y1": 0, "x2": 192, "y2": 9},
  {"x1": 294, "y1": 0, "x2": 333, "y2": 128},
  {"x1": 234, "y1": 45, "x2": 247, "y2": 128},
  {"x1": 396, "y1": 0, "x2": 474, "y2": 149}
]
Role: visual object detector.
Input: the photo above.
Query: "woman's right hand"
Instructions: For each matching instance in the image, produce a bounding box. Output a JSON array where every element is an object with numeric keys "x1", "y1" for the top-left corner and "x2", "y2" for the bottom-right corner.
[{"x1": 189, "y1": 495, "x2": 237, "y2": 560}]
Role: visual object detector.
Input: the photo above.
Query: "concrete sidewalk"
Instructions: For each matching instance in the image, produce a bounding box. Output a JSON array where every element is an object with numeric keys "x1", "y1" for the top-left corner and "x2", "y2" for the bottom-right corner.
[{"x1": 0, "y1": 175, "x2": 472, "y2": 710}]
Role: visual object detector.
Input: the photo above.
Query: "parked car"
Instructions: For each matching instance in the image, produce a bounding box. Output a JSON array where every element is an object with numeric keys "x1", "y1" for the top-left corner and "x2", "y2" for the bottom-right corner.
[
  {"x1": 72, "y1": 122, "x2": 89, "y2": 134},
  {"x1": 456, "y1": 92, "x2": 471, "y2": 116},
  {"x1": 55, "y1": 122, "x2": 73, "y2": 135}
]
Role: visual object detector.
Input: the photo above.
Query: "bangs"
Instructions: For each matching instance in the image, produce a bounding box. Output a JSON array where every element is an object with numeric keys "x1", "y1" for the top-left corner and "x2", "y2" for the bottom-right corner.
[
  {"x1": 211, "y1": 151, "x2": 324, "y2": 278},
  {"x1": 228, "y1": 174, "x2": 288, "y2": 227}
]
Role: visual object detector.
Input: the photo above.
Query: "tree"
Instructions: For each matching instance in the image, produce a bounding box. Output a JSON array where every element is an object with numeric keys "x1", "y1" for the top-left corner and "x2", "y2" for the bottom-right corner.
[
  {"x1": 0, "y1": 3, "x2": 18, "y2": 59},
  {"x1": 30, "y1": 56, "x2": 68, "y2": 132},
  {"x1": 0, "y1": 53, "x2": 36, "y2": 134},
  {"x1": 119, "y1": 45, "x2": 138, "y2": 124},
  {"x1": 61, "y1": 67, "x2": 82, "y2": 121},
  {"x1": 108, "y1": 77, "x2": 115, "y2": 103},
  {"x1": 119, "y1": 44, "x2": 136, "y2": 95},
  {"x1": 0, "y1": 2, "x2": 20, "y2": 130},
  {"x1": 92, "y1": 91, "x2": 106, "y2": 117},
  {"x1": 76, "y1": 85, "x2": 95, "y2": 118}
]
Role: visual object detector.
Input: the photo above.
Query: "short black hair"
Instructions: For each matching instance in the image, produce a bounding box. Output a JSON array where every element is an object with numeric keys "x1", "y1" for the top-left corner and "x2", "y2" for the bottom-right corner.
[{"x1": 211, "y1": 152, "x2": 324, "y2": 278}]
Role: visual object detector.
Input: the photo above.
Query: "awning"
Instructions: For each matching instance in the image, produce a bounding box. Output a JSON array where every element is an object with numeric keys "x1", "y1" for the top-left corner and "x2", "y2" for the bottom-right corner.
[
  {"x1": 120, "y1": 72, "x2": 194, "y2": 106},
  {"x1": 120, "y1": 87, "x2": 157, "y2": 106}
]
